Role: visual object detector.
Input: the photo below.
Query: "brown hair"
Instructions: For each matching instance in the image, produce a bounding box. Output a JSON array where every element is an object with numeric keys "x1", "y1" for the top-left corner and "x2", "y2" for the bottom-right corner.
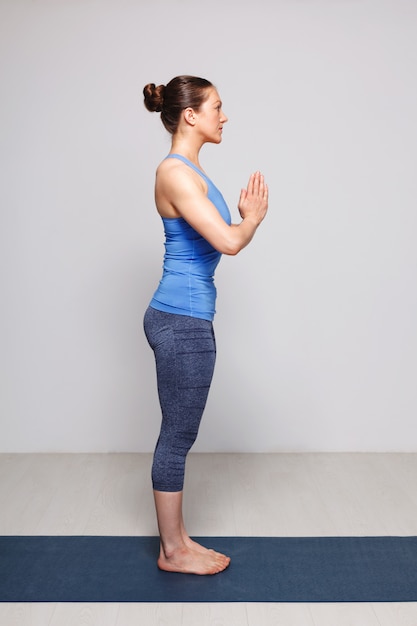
[{"x1": 143, "y1": 75, "x2": 213, "y2": 134}]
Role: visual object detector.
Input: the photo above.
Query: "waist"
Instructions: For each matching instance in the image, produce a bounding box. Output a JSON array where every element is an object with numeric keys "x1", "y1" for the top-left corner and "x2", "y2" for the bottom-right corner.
[{"x1": 151, "y1": 272, "x2": 217, "y2": 320}]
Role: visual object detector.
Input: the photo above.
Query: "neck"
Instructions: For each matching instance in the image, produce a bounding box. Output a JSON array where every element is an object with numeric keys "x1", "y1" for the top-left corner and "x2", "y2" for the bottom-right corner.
[{"x1": 170, "y1": 135, "x2": 203, "y2": 168}]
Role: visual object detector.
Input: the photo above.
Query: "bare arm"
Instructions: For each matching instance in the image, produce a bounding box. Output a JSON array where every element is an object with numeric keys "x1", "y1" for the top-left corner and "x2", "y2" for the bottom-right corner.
[{"x1": 156, "y1": 164, "x2": 268, "y2": 256}]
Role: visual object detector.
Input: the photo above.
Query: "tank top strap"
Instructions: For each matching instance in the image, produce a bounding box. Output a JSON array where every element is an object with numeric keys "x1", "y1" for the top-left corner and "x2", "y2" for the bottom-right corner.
[{"x1": 165, "y1": 153, "x2": 211, "y2": 184}]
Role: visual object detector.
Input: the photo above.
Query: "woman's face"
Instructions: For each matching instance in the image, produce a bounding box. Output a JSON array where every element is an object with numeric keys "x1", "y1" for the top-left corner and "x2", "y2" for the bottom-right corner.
[{"x1": 195, "y1": 88, "x2": 228, "y2": 144}]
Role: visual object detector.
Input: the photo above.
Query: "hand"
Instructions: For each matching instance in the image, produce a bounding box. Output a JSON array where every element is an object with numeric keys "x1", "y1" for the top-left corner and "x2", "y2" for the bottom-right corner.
[{"x1": 238, "y1": 171, "x2": 268, "y2": 225}]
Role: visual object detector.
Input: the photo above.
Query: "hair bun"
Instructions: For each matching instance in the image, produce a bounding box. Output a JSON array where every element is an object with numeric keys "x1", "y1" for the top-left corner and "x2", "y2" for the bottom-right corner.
[
  {"x1": 143, "y1": 83, "x2": 165, "y2": 113},
  {"x1": 143, "y1": 75, "x2": 213, "y2": 134}
]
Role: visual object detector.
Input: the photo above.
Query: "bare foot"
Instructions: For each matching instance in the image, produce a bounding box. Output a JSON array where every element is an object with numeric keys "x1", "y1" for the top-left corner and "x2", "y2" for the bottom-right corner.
[
  {"x1": 182, "y1": 533, "x2": 229, "y2": 560},
  {"x1": 158, "y1": 544, "x2": 231, "y2": 575}
]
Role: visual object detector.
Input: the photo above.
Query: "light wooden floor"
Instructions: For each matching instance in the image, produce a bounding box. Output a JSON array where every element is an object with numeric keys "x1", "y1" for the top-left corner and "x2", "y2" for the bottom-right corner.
[{"x1": 1, "y1": 453, "x2": 417, "y2": 625}]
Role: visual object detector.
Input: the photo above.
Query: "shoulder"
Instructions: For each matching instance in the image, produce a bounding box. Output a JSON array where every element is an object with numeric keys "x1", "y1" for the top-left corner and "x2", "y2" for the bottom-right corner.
[{"x1": 156, "y1": 158, "x2": 207, "y2": 196}]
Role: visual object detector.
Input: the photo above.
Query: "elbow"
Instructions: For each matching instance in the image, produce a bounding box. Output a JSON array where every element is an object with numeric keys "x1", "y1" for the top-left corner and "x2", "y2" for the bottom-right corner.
[
  {"x1": 224, "y1": 245, "x2": 241, "y2": 256},
  {"x1": 212, "y1": 229, "x2": 247, "y2": 255},
  {"x1": 220, "y1": 240, "x2": 242, "y2": 256}
]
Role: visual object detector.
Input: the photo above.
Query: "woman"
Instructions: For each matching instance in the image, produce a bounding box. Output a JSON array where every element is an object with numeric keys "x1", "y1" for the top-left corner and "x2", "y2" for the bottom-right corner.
[{"x1": 143, "y1": 76, "x2": 268, "y2": 575}]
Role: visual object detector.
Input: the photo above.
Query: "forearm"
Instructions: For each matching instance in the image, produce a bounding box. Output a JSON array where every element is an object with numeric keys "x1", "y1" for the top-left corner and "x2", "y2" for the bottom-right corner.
[{"x1": 224, "y1": 217, "x2": 260, "y2": 255}]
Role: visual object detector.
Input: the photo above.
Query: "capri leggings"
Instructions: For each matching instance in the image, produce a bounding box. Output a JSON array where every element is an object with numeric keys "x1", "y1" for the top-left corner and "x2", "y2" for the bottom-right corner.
[{"x1": 143, "y1": 306, "x2": 216, "y2": 492}]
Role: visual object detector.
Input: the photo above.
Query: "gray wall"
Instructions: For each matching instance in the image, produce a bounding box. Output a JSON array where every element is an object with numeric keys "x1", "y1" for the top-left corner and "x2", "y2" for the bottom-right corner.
[{"x1": 1, "y1": 0, "x2": 416, "y2": 452}]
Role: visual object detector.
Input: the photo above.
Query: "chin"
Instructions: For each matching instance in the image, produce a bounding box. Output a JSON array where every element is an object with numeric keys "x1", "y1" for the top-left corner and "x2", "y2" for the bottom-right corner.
[{"x1": 205, "y1": 135, "x2": 222, "y2": 145}]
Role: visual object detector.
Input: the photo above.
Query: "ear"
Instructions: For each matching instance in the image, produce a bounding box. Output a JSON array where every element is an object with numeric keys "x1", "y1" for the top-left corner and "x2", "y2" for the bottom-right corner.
[{"x1": 184, "y1": 107, "x2": 197, "y2": 126}]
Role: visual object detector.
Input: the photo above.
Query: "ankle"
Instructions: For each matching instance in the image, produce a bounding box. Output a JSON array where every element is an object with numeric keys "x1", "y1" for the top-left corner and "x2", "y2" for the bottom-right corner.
[{"x1": 160, "y1": 539, "x2": 186, "y2": 560}]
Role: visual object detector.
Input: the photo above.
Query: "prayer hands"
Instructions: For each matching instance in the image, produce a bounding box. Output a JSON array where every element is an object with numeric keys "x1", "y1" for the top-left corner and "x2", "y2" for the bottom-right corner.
[{"x1": 238, "y1": 171, "x2": 268, "y2": 225}]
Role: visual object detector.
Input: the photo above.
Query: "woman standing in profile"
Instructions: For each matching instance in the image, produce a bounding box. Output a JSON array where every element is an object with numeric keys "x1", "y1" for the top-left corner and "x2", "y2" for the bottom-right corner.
[{"x1": 143, "y1": 76, "x2": 268, "y2": 575}]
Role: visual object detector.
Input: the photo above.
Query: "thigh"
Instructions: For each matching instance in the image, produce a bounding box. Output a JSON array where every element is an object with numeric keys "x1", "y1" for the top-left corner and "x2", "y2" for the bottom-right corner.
[
  {"x1": 144, "y1": 308, "x2": 216, "y2": 412},
  {"x1": 173, "y1": 322, "x2": 216, "y2": 402}
]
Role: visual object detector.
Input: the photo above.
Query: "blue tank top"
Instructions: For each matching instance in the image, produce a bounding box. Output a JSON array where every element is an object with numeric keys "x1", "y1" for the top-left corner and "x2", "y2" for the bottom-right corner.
[{"x1": 149, "y1": 154, "x2": 231, "y2": 321}]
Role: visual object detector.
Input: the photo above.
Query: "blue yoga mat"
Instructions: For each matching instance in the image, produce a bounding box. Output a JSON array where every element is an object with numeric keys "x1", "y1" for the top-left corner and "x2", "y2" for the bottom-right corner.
[{"x1": 1, "y1": 535, "x2": 417, "y2": 602}]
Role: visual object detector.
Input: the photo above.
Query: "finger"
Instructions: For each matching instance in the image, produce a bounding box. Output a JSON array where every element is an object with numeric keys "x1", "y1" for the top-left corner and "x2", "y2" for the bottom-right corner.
[
  {"x1": 258, "y1": 173, "x2": 265, "y2": 195},
  {"x1": 238, "y1": 189, "x2": 247, "y2": 214},
  {"x1": 246, "y1": 173, "x2": 255, "y2": 195},
  {"x1": 252, "y1": 171, "x2": 260, "y2": 195}
]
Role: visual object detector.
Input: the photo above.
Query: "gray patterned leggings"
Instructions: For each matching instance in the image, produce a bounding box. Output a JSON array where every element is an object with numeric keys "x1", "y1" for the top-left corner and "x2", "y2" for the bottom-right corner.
[{"x1": 143, "y1": 306, "x2": 216, "y2": 492}]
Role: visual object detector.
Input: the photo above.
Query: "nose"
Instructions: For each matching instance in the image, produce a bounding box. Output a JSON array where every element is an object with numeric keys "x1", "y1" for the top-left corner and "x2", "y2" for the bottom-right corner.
[{"x1": 221, "y1": 110, "x2": 228, "y2": 123}]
